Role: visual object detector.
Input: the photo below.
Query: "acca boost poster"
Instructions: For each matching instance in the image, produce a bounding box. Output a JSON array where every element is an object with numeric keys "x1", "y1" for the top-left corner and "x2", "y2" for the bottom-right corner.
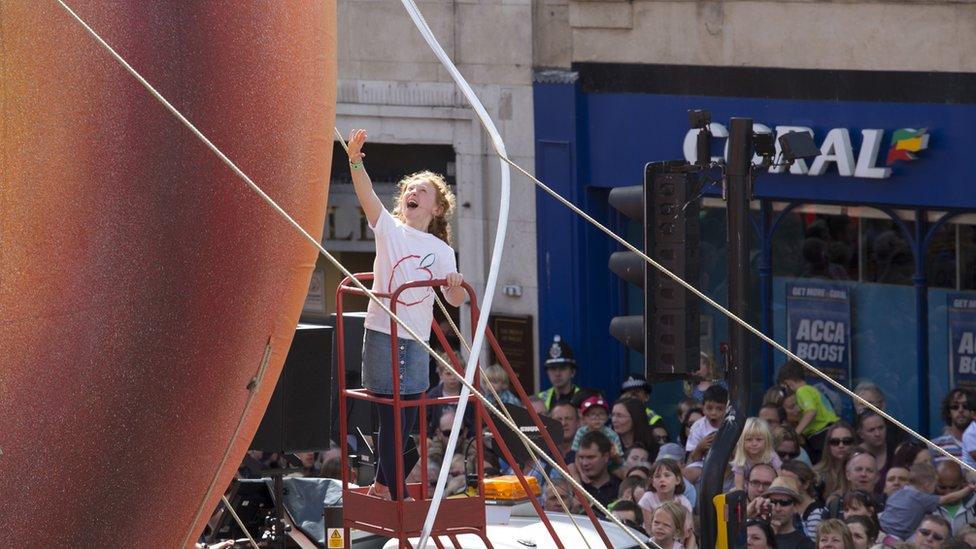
[
  {"x1": 786, "y1": 282, "x2": 853, "y2": 394},
  {"x1": 948, "y1": 294, "x2": 976, "y2": 389}
]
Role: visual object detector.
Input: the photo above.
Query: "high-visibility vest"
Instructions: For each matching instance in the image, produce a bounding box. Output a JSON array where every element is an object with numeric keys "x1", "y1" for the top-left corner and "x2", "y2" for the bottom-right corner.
[
  {"x1": 536, "y1": 385, "x2": 580, "y2": 410},
  {"x1": 646, "y1": 406, "x2": 663, "y2": 426}
]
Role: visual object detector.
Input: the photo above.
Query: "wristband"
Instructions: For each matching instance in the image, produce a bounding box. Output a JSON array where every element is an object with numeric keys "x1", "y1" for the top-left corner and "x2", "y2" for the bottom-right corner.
[{"x1": 349, "y1": 160, "x2": 364, "y2": 170}]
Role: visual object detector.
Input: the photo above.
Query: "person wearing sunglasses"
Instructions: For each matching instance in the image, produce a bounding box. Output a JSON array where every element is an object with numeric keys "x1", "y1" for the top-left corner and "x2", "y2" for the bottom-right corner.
[
  {"x1": 780, "y1": 459, "x2": 828, "y2": 540},
  {"x1": 774, "y1": 425, "x2": 813, "y2": 466},
  {"x1": 912, "y1": 515, "x2": 952, "y2": 549},
  {"x1": 933, "y1": 387, "x2": 976, "y2": 464},
  {"x1": 814, "y1": 422, "x2": 859, "y2": 502},
  {"x1": 761, "y1": 477, "x2": 816, "y2": 549}
]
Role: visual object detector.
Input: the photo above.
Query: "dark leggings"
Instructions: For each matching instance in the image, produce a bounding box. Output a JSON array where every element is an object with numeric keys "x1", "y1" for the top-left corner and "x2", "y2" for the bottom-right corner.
[
  {"x1": 805, "y1": 423, "x2": 834, "y2": 464},
  {"x1": 375, "y1": 393, "x2": 420, "y2": 500}
]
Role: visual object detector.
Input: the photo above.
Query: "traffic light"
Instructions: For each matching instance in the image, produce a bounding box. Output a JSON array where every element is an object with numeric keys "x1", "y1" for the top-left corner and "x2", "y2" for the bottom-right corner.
[{"x1": 608, "y1": 161, "x2": 700, "y2": 380}]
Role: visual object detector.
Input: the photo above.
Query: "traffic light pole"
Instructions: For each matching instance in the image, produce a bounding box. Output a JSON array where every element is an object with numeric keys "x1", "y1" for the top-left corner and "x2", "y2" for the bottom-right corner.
[{"x1": 700, "y1": 118, "x2": 754, "y2": 549}]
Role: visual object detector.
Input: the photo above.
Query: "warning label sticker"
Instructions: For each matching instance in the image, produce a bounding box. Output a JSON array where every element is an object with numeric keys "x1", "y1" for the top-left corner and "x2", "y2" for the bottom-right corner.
[{"x1": 327, "y1": 528, "x2": 344, "y2": 548}]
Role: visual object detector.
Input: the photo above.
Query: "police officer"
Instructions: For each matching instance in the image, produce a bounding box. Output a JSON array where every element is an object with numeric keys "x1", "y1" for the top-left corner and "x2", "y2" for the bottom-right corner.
[
  {"x1": 536, "y1": 335, "x2": 581, "y2": 410},
  {"x1": 620, "y1": 373, "x2": 663, "y2": 427}
]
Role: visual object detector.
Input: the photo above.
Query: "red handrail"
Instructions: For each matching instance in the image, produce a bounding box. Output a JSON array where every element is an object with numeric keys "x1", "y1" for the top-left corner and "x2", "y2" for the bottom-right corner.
[{"x1": 333, "y1": 273, "x2": 608, "y2": 548}]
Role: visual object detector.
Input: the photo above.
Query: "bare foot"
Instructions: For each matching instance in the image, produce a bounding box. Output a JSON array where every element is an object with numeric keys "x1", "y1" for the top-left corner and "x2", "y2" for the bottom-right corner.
[{"x1": 367, "y1": 482, "x2": 391, "y2": 500}]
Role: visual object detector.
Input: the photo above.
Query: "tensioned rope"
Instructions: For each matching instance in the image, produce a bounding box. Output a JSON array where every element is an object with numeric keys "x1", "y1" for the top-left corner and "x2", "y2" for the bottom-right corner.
[{"x1": 51, "y1": 2, "x2": 653, "y2": 548}]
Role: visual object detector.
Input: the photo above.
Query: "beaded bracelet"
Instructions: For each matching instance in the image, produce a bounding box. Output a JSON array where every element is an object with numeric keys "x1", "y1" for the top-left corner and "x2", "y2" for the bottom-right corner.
[{"x1": 349, "y1": 160, "x2": 364, "y2": 170}]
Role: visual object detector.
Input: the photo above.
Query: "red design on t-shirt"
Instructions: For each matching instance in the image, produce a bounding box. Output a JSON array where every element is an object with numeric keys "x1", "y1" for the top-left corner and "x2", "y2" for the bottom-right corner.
[{"x1": 387, "y1": 253, "x2": 435, "y2": 307}]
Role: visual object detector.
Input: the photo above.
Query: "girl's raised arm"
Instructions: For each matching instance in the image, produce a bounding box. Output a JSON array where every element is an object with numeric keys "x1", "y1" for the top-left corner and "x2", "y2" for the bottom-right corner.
[{"x1": 347, "y1": 128, "x2": 383, "y2": 226}]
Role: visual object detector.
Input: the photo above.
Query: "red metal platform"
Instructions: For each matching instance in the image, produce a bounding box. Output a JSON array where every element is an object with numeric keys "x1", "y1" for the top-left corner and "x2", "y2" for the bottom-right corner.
[{"x1": 334, "y1": 273, "x2": 612, "y2": 548}]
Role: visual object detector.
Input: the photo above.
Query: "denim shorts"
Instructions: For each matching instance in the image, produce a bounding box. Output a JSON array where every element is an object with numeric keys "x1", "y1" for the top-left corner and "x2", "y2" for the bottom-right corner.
[{"x1": 361, "y1": 329, "x2": 430, "y2": 395}]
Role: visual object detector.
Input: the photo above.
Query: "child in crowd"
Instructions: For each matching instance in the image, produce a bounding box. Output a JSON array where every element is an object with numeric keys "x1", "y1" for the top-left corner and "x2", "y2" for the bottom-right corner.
[
  {"x1": 684, "y1": 385, "x2": 729, "y2": 482},
  {"x1": 879, "y1": 462, "x2": 975, "y2": 541},
  {"x1": 678, "y1": 406, "x2": 703, "y2": 448},
  {"x1": 685, "y1": 350, "x2": 727, "y2": 402},
  {"x1": 777, "y1": 361, "x2": 839, "y2": 463},
  {"x1": 610, "y1": 500, "x2": 647, "y2": 536},
  {"x1": 732, "y1": 417, "x2": 783, "y2": 490},
  {"x1": 571, "y1": 395, "x2": 624, "y2": 457},
  {"x1": 616, "y1": 476, "x2": 646, "y2": 505},
  {"x1": 347, "y1": 129, "x2": 467, "y2": 501},
  {"x1": 648, "y1": 501, "x2": 693, "y2": 549},
  {"x1": 638, "y1": 459, "x2": 693, "y2": 529},
  {"x1": 483, "y1": 363, "x2": 520, "y2": 407}
]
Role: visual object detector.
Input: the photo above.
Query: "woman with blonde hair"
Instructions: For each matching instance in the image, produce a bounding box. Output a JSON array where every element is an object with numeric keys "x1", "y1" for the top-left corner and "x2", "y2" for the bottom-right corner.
[{"x1": 815, "y1": 518, "x2": 855, "y2": 549}]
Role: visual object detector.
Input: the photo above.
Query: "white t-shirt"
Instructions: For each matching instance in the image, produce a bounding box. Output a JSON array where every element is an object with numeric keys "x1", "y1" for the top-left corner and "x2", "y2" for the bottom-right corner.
[
  {"x1": 684, "y1": 416, "x2": 720, "y2": 468},
  {"x1": 961, "y1": 421, "x2": 976, "y2": 469},
  {"x1": 364, "y1": 208, "x2": 457, "y2": 341},
  {"x1": 638, "y1": 492, "x2": 694, "y2": 541}
]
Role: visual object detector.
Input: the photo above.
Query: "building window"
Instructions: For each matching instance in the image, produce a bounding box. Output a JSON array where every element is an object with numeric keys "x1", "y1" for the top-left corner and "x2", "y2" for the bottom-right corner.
[
  {"x1": 862, "y1": 218, "x2": 915, "y2": 286},
  {"x1": 772, "y1": 207, "x2": 859, "y2": 282},
  {"x1": 959, "y1": 223, "x2": 976, "y2": 290},
  {"x1": 926, "y1": 222, "x2": 956, "y2": 289}
]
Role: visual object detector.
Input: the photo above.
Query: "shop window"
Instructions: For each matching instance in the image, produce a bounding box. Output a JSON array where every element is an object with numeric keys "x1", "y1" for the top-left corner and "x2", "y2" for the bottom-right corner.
[
  {"x1": 960, "y1": 225, "x2": 976, "y2": 290},
  {"x1": 772, "y1": 209, "x2": 859, "y2": 281},
  {"x1": 926, "y1": 223, "x2": 956, "y2": 289},
  {"x1": 700, "y1": 207, "x2": 728, "y2": 295},
  {"x1": 329, "y1": 142, "x2": 456, "y2": 185},
  {"x1": 862, "y1": 218, "x2": 915, "y2": 286}
]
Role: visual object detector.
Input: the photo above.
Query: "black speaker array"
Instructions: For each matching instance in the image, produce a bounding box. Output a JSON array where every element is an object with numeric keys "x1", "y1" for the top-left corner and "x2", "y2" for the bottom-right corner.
[
  {"x1": 251, "y1": 324, "x2": 333, "y2": 453},
  {"x1": 645, "y1": 163, "x2": 700, "y2": 378}
]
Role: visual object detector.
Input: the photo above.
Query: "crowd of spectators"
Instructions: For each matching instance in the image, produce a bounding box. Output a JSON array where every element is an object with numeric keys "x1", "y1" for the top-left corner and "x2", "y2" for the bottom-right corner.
[{"x1": 237, "y1": 335, "x2": 976, "y2": 549}]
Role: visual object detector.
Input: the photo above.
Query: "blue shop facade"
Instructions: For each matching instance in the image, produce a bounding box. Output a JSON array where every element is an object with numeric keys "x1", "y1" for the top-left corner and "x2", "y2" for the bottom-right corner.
[{"x1": 533, "y1": 64, "x2": 976, "y2": 436}]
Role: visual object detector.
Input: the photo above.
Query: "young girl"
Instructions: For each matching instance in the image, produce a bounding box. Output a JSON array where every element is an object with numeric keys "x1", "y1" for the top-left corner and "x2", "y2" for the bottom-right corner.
[
  {"x1": 648, "y1": 501, "x2": 694, "y2": 549},
  {"x1": 638, "y1": 459, "x2": 694, "y2": 536},
  {"x1": 347, "y1": 129, "x2": 467, "y2": 501},
  {"x1": 685, "y1": 351, "x2": 727, "y2": 402},
  {"x1": 732, "y1": 417, "x2": 782, "y2": 490}
]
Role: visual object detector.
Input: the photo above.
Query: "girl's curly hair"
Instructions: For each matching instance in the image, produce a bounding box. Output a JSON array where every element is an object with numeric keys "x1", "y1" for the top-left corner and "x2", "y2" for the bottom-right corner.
[{"x1": 392, "y1": 170, "x2": 456, "y2": 245}]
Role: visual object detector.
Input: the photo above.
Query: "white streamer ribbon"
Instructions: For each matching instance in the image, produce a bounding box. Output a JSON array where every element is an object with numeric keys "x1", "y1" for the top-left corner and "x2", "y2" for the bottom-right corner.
[{"x1": 395, "y1": 1, "x2": 511, "y2": 547}]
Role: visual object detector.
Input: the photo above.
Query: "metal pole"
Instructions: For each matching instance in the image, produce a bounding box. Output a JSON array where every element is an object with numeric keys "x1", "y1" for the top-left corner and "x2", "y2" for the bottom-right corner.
[
  {"x1": 759, "y1": 200, "x2": 774, "y2": 389},
  {"x1": 700, "y1": 117, "x2": 753, "y2": 549},
  {"x1": 914, "y1": 208, "x2": 930, "y2": 435}
]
